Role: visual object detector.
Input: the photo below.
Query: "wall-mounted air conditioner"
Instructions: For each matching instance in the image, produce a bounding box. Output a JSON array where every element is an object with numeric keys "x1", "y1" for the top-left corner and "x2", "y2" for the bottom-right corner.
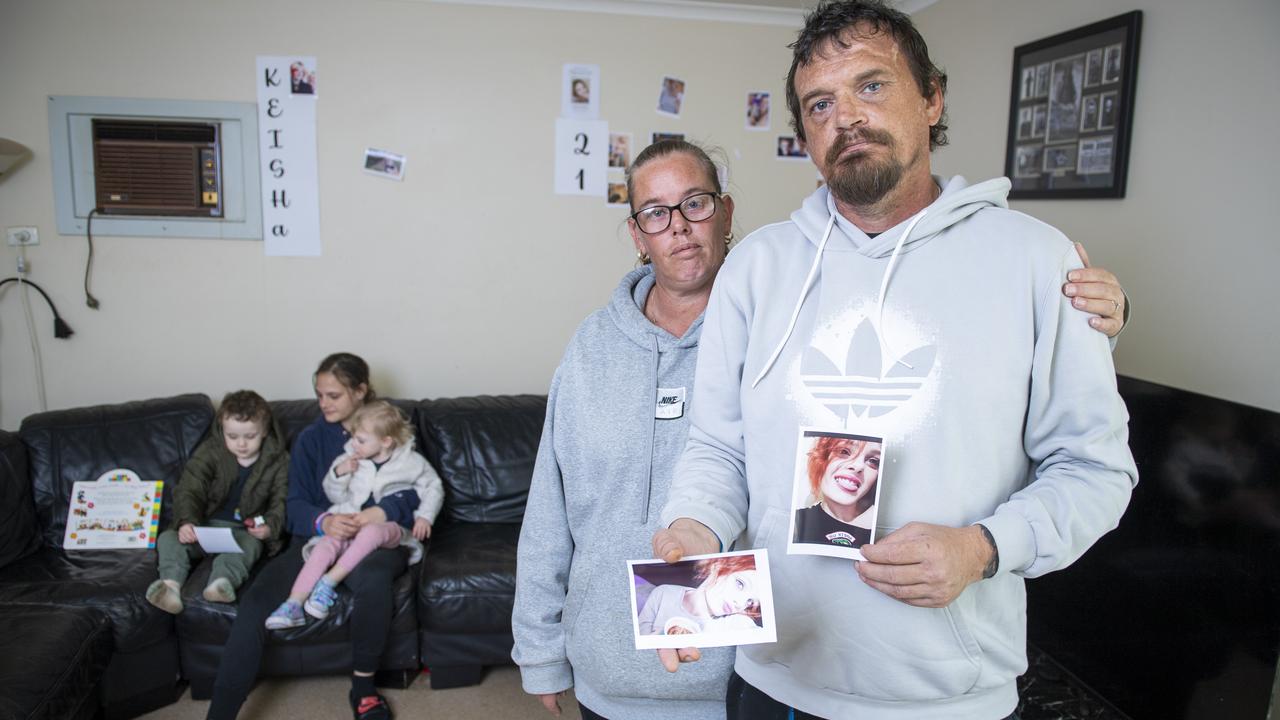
[
  {"x1": 92, "y1": 119, "x2": 224, "y2": 218},
  {"x1": 49, "y1": 96, "x2": 262, "y2": 240}
]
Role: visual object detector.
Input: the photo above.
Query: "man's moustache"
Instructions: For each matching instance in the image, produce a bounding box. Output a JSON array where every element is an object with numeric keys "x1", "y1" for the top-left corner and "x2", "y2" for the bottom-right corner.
[{"x1": 826, "y1": 130, "x2": 895, "y2": 164}]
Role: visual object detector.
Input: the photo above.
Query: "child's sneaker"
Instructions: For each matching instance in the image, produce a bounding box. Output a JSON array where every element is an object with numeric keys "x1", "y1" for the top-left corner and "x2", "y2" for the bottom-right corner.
[
  {"x1": 304, "y1": 578, "x2": 339, "y2": 620},
  {"x1": 145, "y1": 579, "x2": 183, "y2": 614},
  {"x1": 264, "y1": 600, "x2": 305, "y2": 629},
  {"x1": 349, "y1": 690, "x2": 392, "y2": 720},
  {"x1": 202, "y1": 577, "x2": 236, "y2": 603}
]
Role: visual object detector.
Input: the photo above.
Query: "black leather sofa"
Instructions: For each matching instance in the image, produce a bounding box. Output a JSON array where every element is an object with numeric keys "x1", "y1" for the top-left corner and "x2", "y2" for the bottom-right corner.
[
  {"x1": 0, "y1": 396, "x2": 213, "y2": 720},
  {"x1": 414, "y1": 395, "x2": 546, "y2": 689},
  {"x1": 0, "y1": 392, "x2": 545, "y2": 718},
  {"x1": 0, "y1": 430, "x2": 115, "y2": 720},
  {"x1": 1017, "y1": 375, "x2": 1280, "y2": 720}
]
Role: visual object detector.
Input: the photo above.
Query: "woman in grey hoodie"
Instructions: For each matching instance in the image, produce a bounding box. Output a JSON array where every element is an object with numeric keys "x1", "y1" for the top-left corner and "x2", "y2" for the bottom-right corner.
[
  {"x1": 511, "y1": 140, "x2": 1130, "y2": 720},
  {"x1": 512, "y1": 139, "x2": 739, "y2": 720}
]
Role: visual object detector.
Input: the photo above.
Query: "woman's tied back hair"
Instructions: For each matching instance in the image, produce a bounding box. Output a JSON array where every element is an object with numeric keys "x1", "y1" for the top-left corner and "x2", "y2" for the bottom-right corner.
[{"x1": 315, "y1": 352, "x2": 376, "y2": 400}]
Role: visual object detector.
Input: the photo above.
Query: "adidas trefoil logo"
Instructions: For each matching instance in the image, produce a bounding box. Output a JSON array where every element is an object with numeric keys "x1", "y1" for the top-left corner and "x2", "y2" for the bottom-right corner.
[{"x1": 800, "y1": 318, "x2": 935, "y2": 422}]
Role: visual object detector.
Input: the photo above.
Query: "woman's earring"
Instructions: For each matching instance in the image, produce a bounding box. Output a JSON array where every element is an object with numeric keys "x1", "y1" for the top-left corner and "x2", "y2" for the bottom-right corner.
[
  {"x1": 637, "y1": 250, "x2": 650, "y2": 264},
  {"x1": 724, "y1": 231, "x2": 734, "y2": 248}
]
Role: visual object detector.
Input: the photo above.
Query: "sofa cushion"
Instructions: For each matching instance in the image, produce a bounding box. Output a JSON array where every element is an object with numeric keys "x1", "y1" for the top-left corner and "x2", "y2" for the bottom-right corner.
[
  {"x1": 0, "y1": 547, "x2": 172, "y2": 652},
  {"x1": 174, "y1": 549, "x2": 420, "y2": 682},
  {"x1": 417, "y1": 520, "x2": 520, "y2": 634},
  {"x1": 19, "y1": 394, "x2": 214, "y2": 547},
  {"x1": 416, "y1": 395, "x2": 545, "y2": 523},
  {"x1": 174, "y1": 552, "x2": 419, "y2": 649},
  {"x1": 0, "y1": 603, "x2": 112, "y2": 720},
  {"x1": 0, "y1": 430, "x2": 40, "y2": 569}
]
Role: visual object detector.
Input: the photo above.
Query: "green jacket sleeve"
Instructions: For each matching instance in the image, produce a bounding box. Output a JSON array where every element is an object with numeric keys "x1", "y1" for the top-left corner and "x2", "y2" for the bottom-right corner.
[
  {"x1": 173, "y1": 440, "x2": 217, "y2": 529},
  {"x1": 263, "y1": 450, "x2": 290, "y2": 551}
]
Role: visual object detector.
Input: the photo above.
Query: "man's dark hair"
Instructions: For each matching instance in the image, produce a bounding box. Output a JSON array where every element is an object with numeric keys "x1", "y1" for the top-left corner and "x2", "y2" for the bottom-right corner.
[
  {"x1": 218, "y1": 389, "x2": 271, "y2": 427},
  {"x1": 785, "y1": 0, "x2": 948, "y2": 150}
]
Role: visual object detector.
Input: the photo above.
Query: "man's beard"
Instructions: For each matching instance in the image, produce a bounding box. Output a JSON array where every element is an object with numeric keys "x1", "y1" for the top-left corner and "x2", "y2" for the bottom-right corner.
[{"x1": 824, "y1": 129, "x2": 905, "y2": 208}]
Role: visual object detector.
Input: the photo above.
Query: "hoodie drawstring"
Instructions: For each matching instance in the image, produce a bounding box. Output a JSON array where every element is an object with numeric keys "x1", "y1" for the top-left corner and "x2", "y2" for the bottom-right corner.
[
  {"x1": 640, "y1": 334, "x2": 659, "y2": 524},
  {"x1": 875, "y1": 209, "x2": 928, "y2": 371},
  {"x1": 751, "y1": 207, "x2": 930, "y2": 387},
  {"x1": 751, "y1": 213, "x2": 837, "y2": 388}
]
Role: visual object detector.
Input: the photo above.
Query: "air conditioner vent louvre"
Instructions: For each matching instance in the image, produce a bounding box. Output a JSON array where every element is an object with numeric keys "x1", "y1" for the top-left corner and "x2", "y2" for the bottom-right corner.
[
  {"x1": 93, "y1": 120, "x2": 217, "y2": 144},
  {"x1": 90, "y1": 118, "x2": 222, "y2": 218}
]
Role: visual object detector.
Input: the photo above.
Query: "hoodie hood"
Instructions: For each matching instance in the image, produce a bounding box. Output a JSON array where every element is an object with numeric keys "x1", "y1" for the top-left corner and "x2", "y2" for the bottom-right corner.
[
  {"x1": 606, "y1": 264, "x2": 704, "y2": 351},
  {"x1": 791, "y1": 175, "x2": 1011, "y2": 257},
  {"x1": 604, "y1": 263, "x2": 704, "y2": 524},
  {"x1": 753, "y1": 175, "x2": 1010, "y2": 387}
]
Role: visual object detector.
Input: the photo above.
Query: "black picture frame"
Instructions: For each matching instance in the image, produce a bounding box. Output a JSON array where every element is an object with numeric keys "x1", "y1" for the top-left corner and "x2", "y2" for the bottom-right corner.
[{"x1": 1004, "y1": 11, "x2": 1142, "y2": 199}]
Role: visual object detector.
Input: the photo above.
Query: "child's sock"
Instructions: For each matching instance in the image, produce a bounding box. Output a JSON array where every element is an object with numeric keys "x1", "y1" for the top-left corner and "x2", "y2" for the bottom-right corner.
[{"x1": 351, "y1": 673, "x2": 376, "y2": 698}]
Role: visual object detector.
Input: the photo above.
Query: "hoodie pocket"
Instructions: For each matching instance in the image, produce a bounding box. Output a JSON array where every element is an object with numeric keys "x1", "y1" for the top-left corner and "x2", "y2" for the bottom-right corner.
[
  {"x1": 787, "y1": 596, "x2": 984, "y2": 702},
  {"x1": 744, "y1": 512, "x2": 985, "y2": 702}
]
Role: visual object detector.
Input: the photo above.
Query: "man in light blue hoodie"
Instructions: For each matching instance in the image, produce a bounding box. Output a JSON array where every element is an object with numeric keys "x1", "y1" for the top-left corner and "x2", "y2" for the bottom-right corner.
[{"x1": 654, "y1": 2, "x2": 1138, "y2": 719}]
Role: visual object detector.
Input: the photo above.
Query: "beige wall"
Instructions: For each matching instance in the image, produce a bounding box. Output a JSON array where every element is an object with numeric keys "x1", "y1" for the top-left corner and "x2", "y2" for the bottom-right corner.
[
  {"x1": 0, "y1": 0, "x2": 813, "y2": 427},
  {"x1": 4, "y1": 0, "x2": 1278, "y2": 429},
  {"x1": 913, "y1": 0, "x2": 1280, "y2": 412}
]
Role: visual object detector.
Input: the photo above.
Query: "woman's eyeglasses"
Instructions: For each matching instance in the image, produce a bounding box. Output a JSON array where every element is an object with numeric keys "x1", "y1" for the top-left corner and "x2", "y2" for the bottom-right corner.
[{"x1": 630, "y1": 192, "x2": 720, "y2": 234}]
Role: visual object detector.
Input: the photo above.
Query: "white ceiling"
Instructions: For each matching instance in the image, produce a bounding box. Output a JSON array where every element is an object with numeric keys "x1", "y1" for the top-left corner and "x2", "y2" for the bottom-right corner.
[{"x1": 421, "y1": 0, "x2": 940, "y2": 27}]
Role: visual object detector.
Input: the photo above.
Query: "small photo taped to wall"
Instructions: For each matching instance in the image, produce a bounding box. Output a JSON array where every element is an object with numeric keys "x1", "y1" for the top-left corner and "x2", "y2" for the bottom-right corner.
[
  {"x1": 786, "y1": 428, "x2": 884, "y2": 561},
  {"x1": 776, "y1": 135, "x2": 808, "y2": 160},
  {"x1": 363, "y1": 148, "x2": 406, "y2": 181},
  {"x1": 607, "y1": 180, "x2": 629, "y2": 208},
  {"x1": 657, "y1": 76, "x2": 686, "y2": 117},
  {"x1": 746, "y1": 91, "x2": 771, "y2": 130},
  {"x1": 628, "y1": 549, "x2": 777, "y2": 650}
]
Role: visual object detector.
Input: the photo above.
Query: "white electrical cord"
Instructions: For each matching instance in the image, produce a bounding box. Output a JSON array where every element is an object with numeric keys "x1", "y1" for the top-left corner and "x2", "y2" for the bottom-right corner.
[{"x1": 16, "y1": 248, "x2": 48, "y2": 412}]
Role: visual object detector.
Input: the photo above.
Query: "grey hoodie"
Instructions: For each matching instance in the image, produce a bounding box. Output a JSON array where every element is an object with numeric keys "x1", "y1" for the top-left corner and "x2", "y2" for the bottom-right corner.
[
  {"x1": 662, "y1": 177, "x2": 1137, "y2": 719},
  {"x1": 512, "y1": 266, "x2": 734, "y2": 720}
]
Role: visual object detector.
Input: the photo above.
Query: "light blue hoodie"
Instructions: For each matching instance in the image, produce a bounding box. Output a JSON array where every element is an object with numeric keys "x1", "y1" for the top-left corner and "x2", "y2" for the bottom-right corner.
[{"x1": 661, "y1": 177, "x2": 1137, "y2": 719}]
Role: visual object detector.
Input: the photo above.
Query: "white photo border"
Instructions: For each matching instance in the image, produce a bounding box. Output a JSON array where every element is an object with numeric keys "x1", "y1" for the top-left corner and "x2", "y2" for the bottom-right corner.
[{"x1": 628, "y1": 549, "x2": 777, "y2": 650}]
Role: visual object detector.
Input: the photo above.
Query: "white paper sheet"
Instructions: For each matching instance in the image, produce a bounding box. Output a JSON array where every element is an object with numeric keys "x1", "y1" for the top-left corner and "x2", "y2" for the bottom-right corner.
[
  {"x1": 554, "y1": 118, "x2": 608, "y2": 196},
  {"x1": 195, "y1": 526, "x2": 244, "y2": 554}
]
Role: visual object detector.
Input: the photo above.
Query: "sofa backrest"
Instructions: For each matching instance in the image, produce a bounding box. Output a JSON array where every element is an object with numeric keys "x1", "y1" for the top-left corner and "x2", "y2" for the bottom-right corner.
[
  {"x1": 270, "y1": 398, "x2": 421, "y2": 453},
  {"x1": 416, "y1": 395, "x2": 546, "y2": 524},
  {"x1": 18, "y1": 394, "x2": 214, "y2": 548},
  {"x1": 0, "y1": 430, "x2": 41, "y2": 568},
  {"x1": 269, "y1": 399, "x2": 324, "y2": 449}
]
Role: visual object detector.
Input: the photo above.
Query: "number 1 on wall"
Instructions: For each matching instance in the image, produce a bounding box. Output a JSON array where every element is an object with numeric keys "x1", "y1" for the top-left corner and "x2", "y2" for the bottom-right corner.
[{"x1": 555, "y1": 118, "x2": 607, "y2": 197}]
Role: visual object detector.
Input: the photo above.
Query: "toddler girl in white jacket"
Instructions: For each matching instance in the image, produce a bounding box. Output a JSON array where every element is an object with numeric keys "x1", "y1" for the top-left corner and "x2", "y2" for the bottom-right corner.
[{"x1": 266, "y1": 401, "x2": 443, "y2": 628}]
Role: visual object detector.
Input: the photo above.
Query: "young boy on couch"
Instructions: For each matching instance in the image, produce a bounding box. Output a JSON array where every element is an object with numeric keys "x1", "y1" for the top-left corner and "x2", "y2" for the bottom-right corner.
[{"x1": 146, "y1": 390, "x2": 288, "y2": 613}]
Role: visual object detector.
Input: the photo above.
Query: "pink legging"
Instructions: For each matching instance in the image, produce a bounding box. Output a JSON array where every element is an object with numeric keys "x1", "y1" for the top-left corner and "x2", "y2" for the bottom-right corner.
[{"x1": 290, "y1": 521, "x2": 403, "y2": 598}]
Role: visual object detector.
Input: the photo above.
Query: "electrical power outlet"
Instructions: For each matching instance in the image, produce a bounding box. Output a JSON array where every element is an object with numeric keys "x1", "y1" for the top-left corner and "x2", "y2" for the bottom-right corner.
[{"x1": 6, "y1": 226, "x2": 39, "y2": 246}]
